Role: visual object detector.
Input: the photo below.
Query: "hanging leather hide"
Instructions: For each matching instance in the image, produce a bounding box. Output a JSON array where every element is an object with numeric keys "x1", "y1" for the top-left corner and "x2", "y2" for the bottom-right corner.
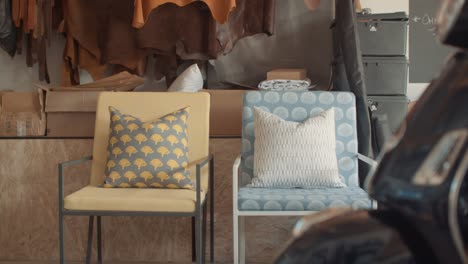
[
  {"x1": 62, "y1": 0, "x2": 275, "y2": 84},
  {"x1": 0, "y1": 0, "x2": 16, "y2": 57},
  {"x1": 132, "y1": 0, "x2": 236, "y2": 27}
]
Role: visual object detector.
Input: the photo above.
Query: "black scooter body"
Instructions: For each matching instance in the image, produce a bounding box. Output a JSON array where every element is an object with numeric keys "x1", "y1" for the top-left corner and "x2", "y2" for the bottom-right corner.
[
  {"x1": 275, "y1": 0, "x2": 468, "y2": 261},
  {"x1": 275, "y1": 209, "x2": 433, "y2": 264},
  {"x1": 366, "y1": 52, "x2": 468, "y2": 264},
  {"x1": 276, "y1": 51, "x2": 468, "y2": 264}
]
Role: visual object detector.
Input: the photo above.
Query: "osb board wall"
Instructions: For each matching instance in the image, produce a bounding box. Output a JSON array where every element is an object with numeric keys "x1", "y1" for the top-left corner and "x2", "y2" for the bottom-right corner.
[{"x1": 0, "y1": 139, "x2": 298, "y2": 263}]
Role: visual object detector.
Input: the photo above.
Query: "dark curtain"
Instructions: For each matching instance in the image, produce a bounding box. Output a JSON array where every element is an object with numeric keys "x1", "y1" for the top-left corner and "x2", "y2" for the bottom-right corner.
[{"x1": 332, "y1": 0, "x2": 372, "y2": 186}]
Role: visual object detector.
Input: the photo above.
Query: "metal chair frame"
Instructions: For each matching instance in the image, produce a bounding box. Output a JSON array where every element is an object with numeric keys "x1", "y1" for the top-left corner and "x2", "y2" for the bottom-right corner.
[
  {"x1": 58, "y1": 154, "x2": 214, "y2": 264},
  {"x1": 232, "y1": 154, "x2": 376, "y2": 264}
]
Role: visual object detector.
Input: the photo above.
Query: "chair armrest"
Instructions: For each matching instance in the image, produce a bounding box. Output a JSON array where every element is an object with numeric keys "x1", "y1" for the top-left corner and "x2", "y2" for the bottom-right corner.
[
  {"x1": 59, "y1": 156, "x2": 93, "y2": 169},
  {"x1": 233, "y1": 154, "x2": 241, "y2": 190},
  {"x1": 196, "y1": 154, "x2": 214, "y2": 208},
  {"x1": 196, "y1": 154, "x2": 213, "y2": 169},
  {"x1": 232, "y1": 154, "x2": 241, "y2": 211},
  {"x1": 58, "y1": 156, "x2": 93, "y2": 212},
  {"x1": 357, "y1": 153, "x2": 377, "y2": 167}
]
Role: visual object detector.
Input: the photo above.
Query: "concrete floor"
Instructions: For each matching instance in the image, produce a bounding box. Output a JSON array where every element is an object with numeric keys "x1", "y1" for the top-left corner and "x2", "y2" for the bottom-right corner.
[
  {"x1": 0, "y1": 262, "x2": 253, "y2": 264},
  {"x1": 0, "y1": 261, "x2": 267, "y2": 264}
]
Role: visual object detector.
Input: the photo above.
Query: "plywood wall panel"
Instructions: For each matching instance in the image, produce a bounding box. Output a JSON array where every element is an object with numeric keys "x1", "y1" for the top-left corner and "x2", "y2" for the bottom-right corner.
[
  {"x1": 0, "y1": 139, "x2": 299, "y2": 263},
  {"x1": 0, "y1": 139, "x2": 93, "y2": 261}
]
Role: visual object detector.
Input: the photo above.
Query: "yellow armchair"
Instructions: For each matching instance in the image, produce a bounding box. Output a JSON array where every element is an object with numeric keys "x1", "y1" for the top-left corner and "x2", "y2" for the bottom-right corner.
[{"x1": 58, "y1": 92, "x2": 213, "y2": 264}]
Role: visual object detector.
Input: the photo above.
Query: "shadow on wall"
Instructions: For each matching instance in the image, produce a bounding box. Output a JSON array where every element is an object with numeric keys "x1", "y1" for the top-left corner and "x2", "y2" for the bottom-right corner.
[{"x1": 213, "y1": 0, "x2": 333, "y2": 87}]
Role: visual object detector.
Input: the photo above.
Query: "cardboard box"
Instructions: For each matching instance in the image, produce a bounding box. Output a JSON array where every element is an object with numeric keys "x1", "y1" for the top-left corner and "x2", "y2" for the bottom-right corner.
[
  {"x1": 0, "y1": 90, "x2": 46, "y2": 136},
  {"x1": 267, "y1": 68, "x2": 307, "y2": 80},
  {"x1": 46, "y1": 112, "x2": 96, "y2": 137},
  {"x1": 44, "y1": 89, "x2": 100, "y2": 137},
  {"x1": 57, "y1": 71, "x2": 144, "y2": 91},
  {"x1": 202, "y1": 89, "x2": 246, "y2": 137},
  {"x1": 40, "y1": 71, "x2": 144, "y2": 137}
]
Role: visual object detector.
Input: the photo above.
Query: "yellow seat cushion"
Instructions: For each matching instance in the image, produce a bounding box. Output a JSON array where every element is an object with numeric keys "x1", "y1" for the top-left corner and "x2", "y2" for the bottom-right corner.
[{"x1": 64, "y1": 185, "x2": 206, "y2": 213}]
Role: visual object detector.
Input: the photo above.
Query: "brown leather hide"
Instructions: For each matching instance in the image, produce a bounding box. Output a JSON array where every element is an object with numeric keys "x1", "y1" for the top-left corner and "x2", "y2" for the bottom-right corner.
[
  {"x1": 216, "y1": 0, "x2": 275, "y2": 53},
  {"x1": 11, "y1": 0, "x2": 55, "y2": 83},
  {"x1": 62, "y1": 0, "x2": 275, "y2": 84},
  {"x1": 12, "y1": 0, "x2": 36, "y2": 32},
  {"x1": 133, "y1": 0, "x2": 236, "y2": 27}
]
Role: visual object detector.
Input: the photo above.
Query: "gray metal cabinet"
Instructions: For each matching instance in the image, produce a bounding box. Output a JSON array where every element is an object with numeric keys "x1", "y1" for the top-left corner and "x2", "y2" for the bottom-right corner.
[
  {"x1": 358, "y1": 12, "x2": 409, "y2": 133},
  {"x1": 367, "y1": 96, "x2": 408, "y2": 132},
  {"x1": 357, "y1": 13, "x2": 408, "y2": 56},
  {"x1": 363, "y1": 57, "x2": 408, "y2": 95}
]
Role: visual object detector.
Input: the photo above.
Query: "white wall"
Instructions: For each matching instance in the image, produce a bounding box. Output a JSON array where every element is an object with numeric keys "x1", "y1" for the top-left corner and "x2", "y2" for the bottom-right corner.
[{"x1": 360, "y1": 0, "x2": 408, "y2": 13}]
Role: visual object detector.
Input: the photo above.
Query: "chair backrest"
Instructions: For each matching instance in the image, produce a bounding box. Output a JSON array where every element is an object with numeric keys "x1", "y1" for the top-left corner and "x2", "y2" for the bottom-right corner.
[
  {"x1": 241, "y1": 91, "x2": 359, "y2": 187},
  {"x1": 90, "y1": 92, "x2": 210, "y2": 189}
]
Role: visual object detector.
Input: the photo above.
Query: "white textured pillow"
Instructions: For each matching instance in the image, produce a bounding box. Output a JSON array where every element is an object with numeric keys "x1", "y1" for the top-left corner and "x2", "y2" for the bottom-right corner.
[
  {"x1": 251, "y1": 107, "x2": 345, "y2": 188},
  {"x1": 168, "y1": 64, "x2": 203, "y2": 92}
]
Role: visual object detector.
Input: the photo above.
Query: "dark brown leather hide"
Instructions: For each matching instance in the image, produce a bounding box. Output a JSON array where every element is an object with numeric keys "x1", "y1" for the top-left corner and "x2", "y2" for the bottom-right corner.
[
  {"x1": 133, "y1": 0, "x2": 236, "y2": 27},
  {"x1": 62, "y1": 0, "x2": 275, "y2": 84}
]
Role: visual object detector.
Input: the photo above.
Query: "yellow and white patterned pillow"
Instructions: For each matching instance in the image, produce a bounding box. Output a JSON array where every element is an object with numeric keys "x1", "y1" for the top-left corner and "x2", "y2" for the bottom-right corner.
[{"x1": 103, "y1": 106, "x2": 191, "y2": 189}]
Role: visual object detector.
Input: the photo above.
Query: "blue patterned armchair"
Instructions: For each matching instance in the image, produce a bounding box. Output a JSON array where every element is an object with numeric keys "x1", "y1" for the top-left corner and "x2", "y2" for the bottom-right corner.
[{"x1": 232, "y1": 91, "x2": 376, "y2": 264}]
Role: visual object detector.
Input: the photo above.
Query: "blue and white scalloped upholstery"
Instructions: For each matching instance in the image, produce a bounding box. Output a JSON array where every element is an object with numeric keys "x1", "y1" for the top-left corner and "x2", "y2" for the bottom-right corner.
[
  {"x1": 239, "y1": 91, "x2": 371, "y2": 211},
  {"x1": 238, "y1": 187, "x2": 371, "y2": 211}
]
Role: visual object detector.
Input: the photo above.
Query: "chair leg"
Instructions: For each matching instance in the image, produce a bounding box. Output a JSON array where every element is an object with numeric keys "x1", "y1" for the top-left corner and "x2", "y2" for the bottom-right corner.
[
  {"x1": 192, "y1": 216, "x2": 196, "y2": 262},
  {"x1": 203, "y1": 203, "x2": 208, "y2": 264},
  {"x1": 209, "y1": 156, "x2": 215, "y2": 263},
  {"x1": 86, "y1": 216, "x2": 94, "y2": 264},
  {"x1": 195, "y1": 210, "x2": 203, "y2": 264},
  {"x1": 59, "y1": 212, "x2": 64, "y2": 264},
  {"x1": 233, "y1": 213, "x2": 238, "y2": 264},
  {"x1": 233, "y1": 214, "x2": 246, "y2": 264},
  {"x1": 97, "y1": 216, "x2": 102, "y2": 264},
  {"x1": 210, "y1": 196, "x2": 214, "y2": 264},
  {"x1": 237, "y1": 216, "x2": 246, "y2": 264}
]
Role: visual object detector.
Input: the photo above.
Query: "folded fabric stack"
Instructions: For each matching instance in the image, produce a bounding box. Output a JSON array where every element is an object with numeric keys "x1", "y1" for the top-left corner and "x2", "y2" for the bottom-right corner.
[
  {"x1": 258, "y1": 79, "x2": 312, "y2": 91},
  {"x1": 258, "y1": 68, "x2": 314, "y2": 91}
]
